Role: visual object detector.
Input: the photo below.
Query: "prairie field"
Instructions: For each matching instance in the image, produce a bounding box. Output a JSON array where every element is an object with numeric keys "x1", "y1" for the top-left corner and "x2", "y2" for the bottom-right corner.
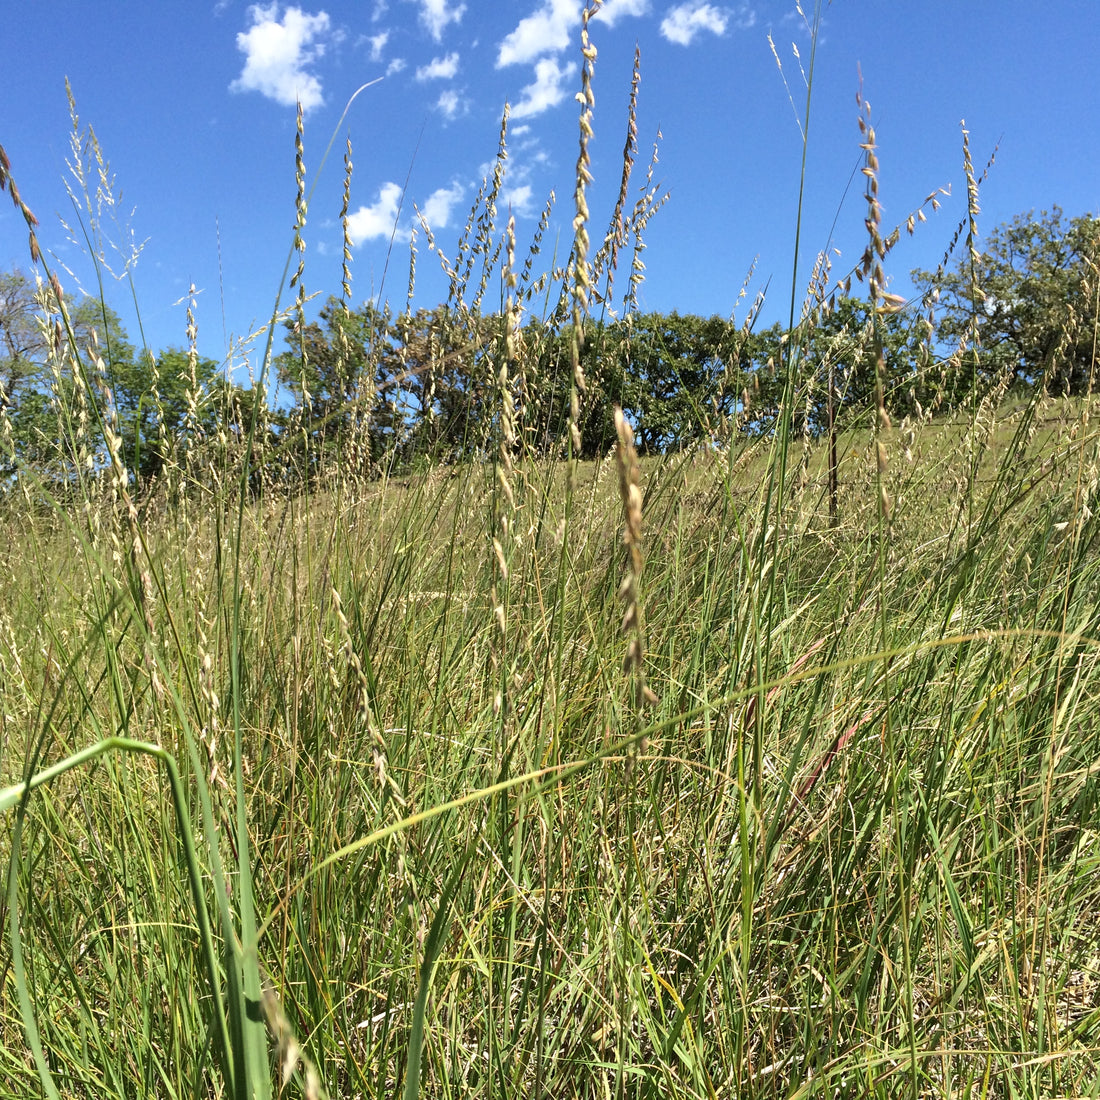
[
  {"x1": 4, "y1": 387, "x2": 1100, "y2": 1098},
  {"x1": 3, "y1": 8, "x2": 1100, "y2": 1098}
]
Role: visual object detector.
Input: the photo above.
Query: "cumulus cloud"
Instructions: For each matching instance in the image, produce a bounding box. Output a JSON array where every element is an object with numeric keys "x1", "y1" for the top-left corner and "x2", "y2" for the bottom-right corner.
[
  {"x1": 497, "y1": 0, "x2": 655, "y2": 64},
  {"x1": 496, "y1": 0, "x2": 578, "y2": 67},
  {"x1": 230, "y1": 3, "x2": 332, "y2": 112},
  {"x1": 409, "y1": 0, "x2": 466, "y2": 41},
  {"x1": 386, "y1": 57, "x2": 407, "y2": 75},
  {"x1": 348, "y1": 180, "x2": 465, "y2": 245},
  {"x1": 595, "y1": 0, "x2": 650, "y2": 27},
  {"x1": 503, "y1": 184, "x2": 536, "y2": 218},
  {"x1": 660, "y1": 2, "x2": 729, "y2": 46},
  {"x1": 419, "y1": 182, "x2": 465, "y2": 230},
  {"x1": 415, "y1": 52, "x2": 459, "y2": 80},
  {"x1": 365, "y1": 31, "x2": 389, "y2": 61},
  {"x1": 347, "y1": 182, "x2": 405, "y2": 245},
  {"x1": 435, "y1": 89, "x2": 466, "y2": 119},
  {"x1": 510, "y1": 57, "x2": 577, "y2": 118}
]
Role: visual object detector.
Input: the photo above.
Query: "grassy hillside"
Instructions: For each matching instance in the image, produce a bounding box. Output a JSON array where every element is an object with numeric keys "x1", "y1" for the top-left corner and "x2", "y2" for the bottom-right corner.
[{"x1": 3, "y1": 386, "x2": 1100, "y2": 1098}]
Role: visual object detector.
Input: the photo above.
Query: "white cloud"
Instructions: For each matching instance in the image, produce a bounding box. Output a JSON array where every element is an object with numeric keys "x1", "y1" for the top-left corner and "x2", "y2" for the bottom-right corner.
[
  {"x1": 595, "y1": 0, "x2": 650, "y2": 27},
  {"x1": 386, "y1": 57, "x2": 407, "y2": 75},
  {"x1": 497, "y1": 0, "x2": 578, "y2": 67},
  {"x1": 348, "y1": 180, "x2": 465, "y2": 245},
  {"x1": 409, "y1": 0, "x2": 466, "y2": 41},
  {"x1": 419, "y1": 182, "x2": 465, "y2": 229},
  {"x1": 504, "y1": 184, "x2": 536, "y2": 218},
  {"x1": 733, "y1": 4, "x2": 757, "y2": 29},
  {"x1": 660, "y1": 2, "x2": 729, "y2": 46},
  {"x1": 347, "y1": 182, "x2": 406, "y2": 244},
  {"x1": 510, "y1": 57, "x2": 577, "y2": 118},
  {"x1": 416, "y1": 52, "x2": 460, "y2": 80},
  {"x1": 435, "y1": 89, "x2": 466, "y2": 119},
  {"x1": 365, "y1": 31, "x2": 389, "y2": 61},
  {"x1": 230, "y1": 3, "x2": 332, "y2": 112}
]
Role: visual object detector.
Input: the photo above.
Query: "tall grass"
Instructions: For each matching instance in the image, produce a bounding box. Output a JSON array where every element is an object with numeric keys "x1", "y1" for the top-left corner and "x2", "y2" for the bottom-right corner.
[{"x1": 4, "y1": 4, "x2": 1100, "y2": 1098}]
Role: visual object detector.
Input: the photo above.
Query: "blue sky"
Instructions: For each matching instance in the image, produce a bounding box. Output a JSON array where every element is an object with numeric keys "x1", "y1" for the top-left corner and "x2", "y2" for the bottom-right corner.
[{"x1": 2, "y1": 1, "x2": 1097, "y2": 380}]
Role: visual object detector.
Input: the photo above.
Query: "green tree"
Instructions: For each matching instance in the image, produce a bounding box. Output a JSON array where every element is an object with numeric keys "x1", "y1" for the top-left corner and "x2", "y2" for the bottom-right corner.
[
  {"x1": 0, "y1": 270, "x2": 54, "y2": 475},
  {"x1": 1, "y1": 283, "x2": 222, "y2": 485},
  {"x1": 276, "y1": 299, "x2": 390, "y2": 444},
  {"x1": 0, "y1": 294, "x2": 137, "y2": 480},
  {"x1": 619, "y1": 312, "x2": 746, "y2": 452},
  {"x1": 275, "y1": 297, "x2": 408, "y2": 476},
  {"x1": 519, "y1": 320, "x2": 623, "y2": 459},
  {"x1": 0, "y1": 269, "x2": 47, "y2": 415},
  {"x1": 141, "y1": 347, "x2": 224, "y2": 478},
  {"x1": 65, "y1": 300, "x2": 221, "y2": 484},
  {"x1": 381, "y1": 306, "x2": 494, "y2": 459},
  {"x1": 510, "y1": 314, "x2": 746, "y2": 459},
  {"x1": 797, "y1": 296, "x2": 932, "y2": 429},
  {"x1": 913, "y1": 207, "x2": 1100, "y2": 396}
]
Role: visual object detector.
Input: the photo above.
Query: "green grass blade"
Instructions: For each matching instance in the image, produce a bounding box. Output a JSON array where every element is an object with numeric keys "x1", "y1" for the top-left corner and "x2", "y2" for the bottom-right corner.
[{"x1": 402, "y1": 842, "x2": 472, "y2": 1100}]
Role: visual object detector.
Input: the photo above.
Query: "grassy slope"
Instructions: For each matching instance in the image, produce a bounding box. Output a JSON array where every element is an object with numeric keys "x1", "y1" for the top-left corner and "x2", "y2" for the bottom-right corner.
[{"x1": 3, "y1": 390, "x2": 1100, "y2": 1098}]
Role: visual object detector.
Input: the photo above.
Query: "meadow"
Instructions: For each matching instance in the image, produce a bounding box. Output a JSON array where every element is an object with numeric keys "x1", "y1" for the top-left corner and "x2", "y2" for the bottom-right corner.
[{"x1": 3, "y1": 10, "x2": 1100, "y2": 1099}]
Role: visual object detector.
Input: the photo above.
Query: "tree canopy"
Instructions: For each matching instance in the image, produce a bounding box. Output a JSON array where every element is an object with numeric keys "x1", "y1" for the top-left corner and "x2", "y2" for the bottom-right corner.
[
  {"x1": 913, "y1": 206, "x2": 1100, "y2": 396},
  {"x1": 1, "y1": 206, "x2": 1096, "y2": 490},
  {"x1": 0, "y1": 275, "x2": 223, "y2": 484}
]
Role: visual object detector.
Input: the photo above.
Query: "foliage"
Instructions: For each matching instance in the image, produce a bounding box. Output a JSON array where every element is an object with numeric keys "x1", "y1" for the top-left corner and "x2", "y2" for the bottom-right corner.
[
  {"x1": 914, "y1": 206, "x2": 1100, "y2": 396},
  {"x1": 789, "y1": 295, "x2": 936, "y2": 431},
  {"x1": 382, "y1": 305, "x2": 496, "y2": 459},
  {"x1": 0, "y1": 285, "x2": 225, "y2": 485},
  {"x1": 0, "y1": 269, "x2": 47, "y2": 412},
  {"x1": 67, "y1": 300, "x2": 223, "y2": 484},
  {"x1": 274, "y1": 297, "x2": 393, "y2": 467},
  {"x1": 618, "y1": 311, "x2": 741, "y2": 452},
  {"x1": 273, "y1": 306, "x2": 762, "y2": 461},
  {"x1": 5, "y1": 204, "x2": 1099, "y2": 486}
]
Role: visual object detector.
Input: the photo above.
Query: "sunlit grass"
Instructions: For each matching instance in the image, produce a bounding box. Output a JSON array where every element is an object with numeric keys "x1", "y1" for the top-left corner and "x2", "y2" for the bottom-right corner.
[{"x1": 4, "y1": 384, "x2": 1100, "y2": 1098}]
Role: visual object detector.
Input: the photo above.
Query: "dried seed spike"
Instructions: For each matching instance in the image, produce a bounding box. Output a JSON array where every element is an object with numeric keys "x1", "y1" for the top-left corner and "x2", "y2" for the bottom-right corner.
[{"x1": 613, "y1": 406, "x2": 655, "y2": 717}]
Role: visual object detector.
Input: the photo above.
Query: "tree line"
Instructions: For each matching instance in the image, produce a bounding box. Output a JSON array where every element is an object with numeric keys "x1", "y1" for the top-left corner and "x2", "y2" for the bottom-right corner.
[{"x1": 0, "y1": 206, "x2": 1096, "y2": 491}]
